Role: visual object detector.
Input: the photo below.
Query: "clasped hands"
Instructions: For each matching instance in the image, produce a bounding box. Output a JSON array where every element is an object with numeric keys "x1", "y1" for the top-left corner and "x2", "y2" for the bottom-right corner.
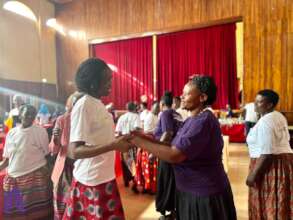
[{"x1": 114, "y1": 130, "x2": 145, "y2": 152}]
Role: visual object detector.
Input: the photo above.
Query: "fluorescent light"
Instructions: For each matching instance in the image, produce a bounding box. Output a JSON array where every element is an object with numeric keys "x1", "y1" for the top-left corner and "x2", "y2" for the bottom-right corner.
[
  {"x1": 46, "y1": 18, "x2": 66, "y2": 36},
  {"x1": 3, "y1": 1, "x2": 37, "y2": 22}
]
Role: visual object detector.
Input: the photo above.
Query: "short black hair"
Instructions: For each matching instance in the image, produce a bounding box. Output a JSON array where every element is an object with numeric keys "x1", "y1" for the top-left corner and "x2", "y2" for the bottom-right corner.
[
  {"x1": 161, "y1": 91, "x2": 173, "y2": 107},
  {"x1": 190, "y1": 75, "x2": 217, "y2": 105},
  {"x1": 127, "y1": 102, "x2": 137, "y2": 111},
  {"x1": 141, "y1": 102, "x2": 148, "y2": 109},
  {"x1": 75, "y1": 58, "x2": 110, "y2": 95},
  {"x1": 19, "y1": 104, "x2": 37, "y2": 118},
  {"x1": 257, "y1": 89, "x2": 279, "y2": 107}
]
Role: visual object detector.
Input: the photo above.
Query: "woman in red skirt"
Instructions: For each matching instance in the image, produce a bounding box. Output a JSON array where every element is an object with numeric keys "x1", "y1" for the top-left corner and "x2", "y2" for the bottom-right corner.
[
  {"x1": 62, "y1": 58, "x2": 131, "y2": 220},
  {"x1": 246, "y1": 89, "x2": 293, "y2": 220},
  {"x1": 49, "y1": 92, "x2": 83, "y2": 219}
]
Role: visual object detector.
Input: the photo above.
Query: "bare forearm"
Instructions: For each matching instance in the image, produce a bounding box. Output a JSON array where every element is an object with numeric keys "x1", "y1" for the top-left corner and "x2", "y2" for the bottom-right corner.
[
  {"x1": 0, "y1": 158, "x2": 8, "y2": 171},
  {"x1": 160, "y1": 131, "x2": 173, "y2": 144},
  {"x1": 68, "y1": 143, "x2": 116, "y2": 159},
  {"x1": 250, "y1": 154, "x2": 273, "y2": 179},
  {"x1": 131, "y1": 137, "x2": 184, "y2": 163}
]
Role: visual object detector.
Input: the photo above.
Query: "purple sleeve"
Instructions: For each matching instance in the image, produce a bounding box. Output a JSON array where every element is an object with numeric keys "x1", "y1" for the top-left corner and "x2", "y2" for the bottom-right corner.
[
  {"x1": 172, "y1": 119, "x2": 210, "y2": 160},
  {"x1": 160, "y1": 111, "x2": 174, "y2": 132}
]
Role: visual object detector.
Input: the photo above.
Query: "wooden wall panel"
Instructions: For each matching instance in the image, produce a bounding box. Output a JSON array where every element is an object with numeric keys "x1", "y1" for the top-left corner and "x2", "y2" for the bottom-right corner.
[{"x1": 55, "y1": 0, "x2": 293, "y2": 123}]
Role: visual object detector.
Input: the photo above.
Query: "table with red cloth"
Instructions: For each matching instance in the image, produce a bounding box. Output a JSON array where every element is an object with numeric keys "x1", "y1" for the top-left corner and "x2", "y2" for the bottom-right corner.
[{"x1": 220, "y1": 122, "x2": 246, "y2": 143}]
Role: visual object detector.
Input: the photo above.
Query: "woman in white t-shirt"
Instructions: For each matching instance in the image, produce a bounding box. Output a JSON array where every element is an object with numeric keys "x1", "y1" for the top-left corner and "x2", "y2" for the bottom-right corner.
[
  {"x1": 139, "y1": 102, "x2": 149, "y2": 128},
  {"x1": 0, "y1": 104, "x2": 53, "y2": 219},
  {"x1": 115, "y1": 102, "x2": 141, "y2": 192},
  {"x1": 246, "y1": 89, "x2": 293, "y2": 220},
  {"x1": 63, "y1": 58, "x2": 130, "y2": 220}
]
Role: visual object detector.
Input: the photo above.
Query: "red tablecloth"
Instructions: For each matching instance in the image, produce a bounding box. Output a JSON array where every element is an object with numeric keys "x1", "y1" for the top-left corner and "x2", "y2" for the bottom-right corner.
[{"x1": 221, "y1": 124, "x2": 246, "y2": 143}]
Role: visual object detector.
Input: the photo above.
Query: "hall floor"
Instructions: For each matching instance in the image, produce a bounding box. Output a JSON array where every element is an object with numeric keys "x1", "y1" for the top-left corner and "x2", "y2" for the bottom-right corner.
[{"x1": 118, "y1": 143, "x2": 250, "y2": 220}]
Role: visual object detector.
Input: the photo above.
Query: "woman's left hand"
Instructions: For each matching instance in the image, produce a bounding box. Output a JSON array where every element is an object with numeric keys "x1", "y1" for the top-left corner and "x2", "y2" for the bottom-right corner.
[
  {"x1": 246, "y1": 173, "x2": 257, "y2": 187},
  {"x1": 114, "y1": 135, "x2": 133, "y2": 152}
]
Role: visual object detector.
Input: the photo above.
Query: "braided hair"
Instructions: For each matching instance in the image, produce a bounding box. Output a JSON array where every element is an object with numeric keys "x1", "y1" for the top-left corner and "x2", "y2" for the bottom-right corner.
[{"x1": 190, "y1": 75, "x2": 217, "y2": 106}]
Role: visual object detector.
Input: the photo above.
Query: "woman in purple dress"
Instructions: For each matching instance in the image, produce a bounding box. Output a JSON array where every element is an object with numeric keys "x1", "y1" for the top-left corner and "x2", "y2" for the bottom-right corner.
[
  {"x1": 130, "y1": 76, "x2": 236, "y2": 220},
  {"x1": 154, "y1": 91, "x2": 182, "y2": 220}
]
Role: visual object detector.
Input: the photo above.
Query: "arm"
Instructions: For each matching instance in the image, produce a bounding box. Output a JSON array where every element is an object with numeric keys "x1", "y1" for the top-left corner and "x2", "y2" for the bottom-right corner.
[
  {"x1": 49, "y1": 127, "x2": 62, "y2": 154},
  {"x1": 0, "y1": 158, "x2": 8, "y2": 171},
  {"x1": 130, "y1": 135, "x2": 186, "y2": 164},
  {"x1": 68, "y1": 135, "x2": 131, "y2": 160},
  {"x1": 246, "y1": 154, "x2": 273, "y2": 187},
  {"x1": 160, "y1": 131, "x2": 174, "y2": 144}
]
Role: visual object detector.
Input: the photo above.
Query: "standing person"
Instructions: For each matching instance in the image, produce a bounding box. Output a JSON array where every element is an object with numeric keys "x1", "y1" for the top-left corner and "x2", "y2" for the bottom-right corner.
[
  {"x1": 243, "y1": 102, "x2": 258, "y2": 135},
  {"x1": 154, "y1": 91, "x2": 182, "y2": 220},
  {"x1": 172, "y1": 96, "x2": 181, "y2": 110},
  {"x1": 130, "y1": 76, "x2": 236, "y2": 220},
  {"x1": 116, "y1": 102, "x2": 141, "y2": 192},
  {"x1": 37, "y1": 103, "x2": 51, "y2": 125},
  {"x1": 246, "y1": 89, "x2": 293, "y2": 220},
  {"x1": 143, "y1": 102, "x2": 160, "y2": 134},
  {"x1": 63, "y1": 58, "x2": 130, "y2": 220},
  {"x1": 49, "y1": 92, "x2": 83, "y2": 219},
  {"x1": 135, "y1": 101, "x2": 160, "y2": 194},
  {"x1": 225, "y1": 104, "x2": 233, "y2": 118},
  {"x1": 139, "y1": 102, "x2": 149, "y2": 128},
  {"x1": 4, "y1": 95, "x2": 25, "y2": 130},
  {"x1": 0, "y1": 104, "x2": 53, "y2": 219}
]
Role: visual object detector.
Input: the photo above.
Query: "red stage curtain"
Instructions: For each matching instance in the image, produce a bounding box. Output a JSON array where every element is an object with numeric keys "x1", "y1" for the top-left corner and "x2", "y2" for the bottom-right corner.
[
  {"x1": 93, "y1": 37, "x2": 153, "y2": 109},
  {"x1": 157, "y1": 23, "x2": 238, "y2": 109}
]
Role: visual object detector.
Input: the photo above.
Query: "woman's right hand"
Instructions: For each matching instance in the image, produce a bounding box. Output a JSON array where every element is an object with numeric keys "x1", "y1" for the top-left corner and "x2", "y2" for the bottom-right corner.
[{"x1": 52, "y1": 127, "x2": 61, "y2": 145}]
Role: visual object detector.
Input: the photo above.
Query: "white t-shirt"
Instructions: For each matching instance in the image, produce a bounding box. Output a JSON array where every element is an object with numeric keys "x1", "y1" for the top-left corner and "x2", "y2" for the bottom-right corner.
[
  {"x1": 3, "y1": 125, "x2": 49, "y2": 177},
  {"x1": 70, "y1": 95, "x2": 115, "y2": 186},
  {"x1": 244, "y1": 103, "x2": 258, "y2": 123},
  {"x1": 247, "y1": 111, "x2": 292, "y2": 158},
  {"x1": 116, "y1": 112, "x2": 141, "y2": 135},
  {"x1": 143, "y1": 112, "x2": 158, "y2": 133},
  {"x1": 140, "y1": 109, "x2": 149, "y2": 122}
]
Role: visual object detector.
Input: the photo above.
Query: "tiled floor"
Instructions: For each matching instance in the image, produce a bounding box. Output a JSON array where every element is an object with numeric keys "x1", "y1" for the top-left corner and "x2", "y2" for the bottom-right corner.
[{"x1": 118, "y1": 143, "x2": 249, "y2": 220}]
